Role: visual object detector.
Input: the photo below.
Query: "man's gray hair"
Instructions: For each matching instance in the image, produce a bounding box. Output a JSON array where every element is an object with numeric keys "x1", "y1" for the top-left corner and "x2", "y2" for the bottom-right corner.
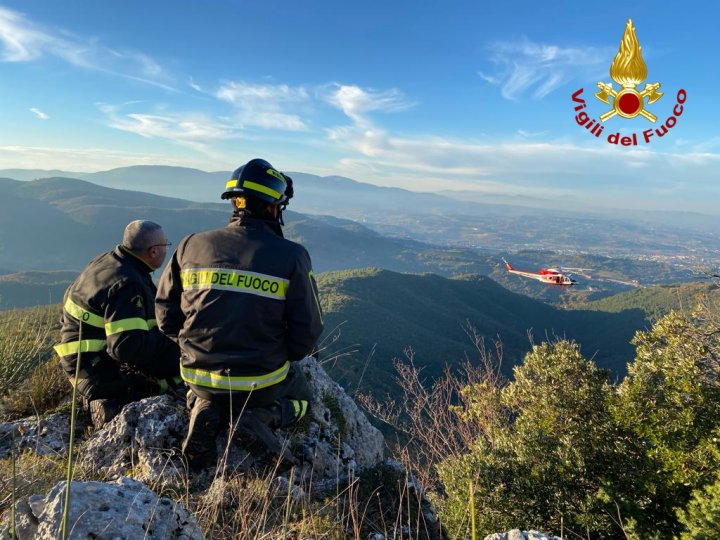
[{"x1": 122, "y1": 220, "x2": 163, "y2": 251}]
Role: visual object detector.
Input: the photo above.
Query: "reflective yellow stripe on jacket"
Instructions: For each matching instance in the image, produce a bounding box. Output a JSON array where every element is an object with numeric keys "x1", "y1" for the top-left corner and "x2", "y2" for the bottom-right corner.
[
  {"x1": 105, "y1": 317, "x2": 157, "y2": 335},
  {"x1": 56, "y1": 299, "x2": 157, "y2": 357},
  {"x1": 53, "y1": 339, "x2": 107, "y2": 357},
  {"x1": 63, "y1": 298, "x2": 105, "y2": 328},
  {"x1": 180, "y1": 361, "x2": 290, "y2": 391},
  {"x1": 180, "y1": 268, "x2": 289, "y2": 300}
]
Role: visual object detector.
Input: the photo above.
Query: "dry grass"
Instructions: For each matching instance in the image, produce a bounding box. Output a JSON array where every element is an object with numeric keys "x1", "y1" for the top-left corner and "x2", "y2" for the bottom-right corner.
[
  {"x1": 359, "y1": 326, "x2": 507, "y2": 492},
  {"x1": 180, "y1": 461, "x2": 439, "y2": 539},
  {"x1": 1, "y1": 357, "x2": 70, "y2": 421},
  {"x1": 0, "y1": 451, "x2": 68, "y2": 516},
  {"x1": 0, "y1": 305, "x2": 65, "y2": 422},
  {"x1": 0, "y1": 306, "x2": 60, "y2": 394}
]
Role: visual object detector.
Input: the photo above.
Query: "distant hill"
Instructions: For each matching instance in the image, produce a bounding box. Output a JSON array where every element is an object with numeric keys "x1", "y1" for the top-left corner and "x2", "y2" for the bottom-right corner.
[
  {"x1": 575, "y1": 281, "x2": 719, "y2": 321},
  {"x1": 0, "y1": 175, "x2": 703, "y2": 304},
  {"x1": 0, "y1": 176, "x2": 496, "y2": 275},
  {"x1": 0, "y1": 165, "x2": 484, "y2": 214},
  {"x1": 0, "y1": 271, "x2": 77, "y2": 309},
  {"x1": 0, "y1": 177, "x2": 228, "y2": 271},
  {"x1": 3, "y1": 166, "x2": 718, "y2": 261},
  {"x1": 317, "y1": 269, "x2": 646, "y2": 395}
]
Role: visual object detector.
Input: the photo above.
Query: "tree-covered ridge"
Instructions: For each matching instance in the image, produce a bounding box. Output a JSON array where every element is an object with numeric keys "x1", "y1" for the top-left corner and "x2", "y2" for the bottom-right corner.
[
  {"x1": 574, "y1": 281, "x2": 719, "y2": 321},
  {"x1": 316, "y1": 269, "x2": 645, "y2": 396}
]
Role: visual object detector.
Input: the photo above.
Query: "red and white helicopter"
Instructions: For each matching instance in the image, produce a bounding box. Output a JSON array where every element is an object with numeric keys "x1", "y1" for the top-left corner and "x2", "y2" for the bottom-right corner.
[{"x1": 502, "y1": 258, "x2": 589, "y2": 286}]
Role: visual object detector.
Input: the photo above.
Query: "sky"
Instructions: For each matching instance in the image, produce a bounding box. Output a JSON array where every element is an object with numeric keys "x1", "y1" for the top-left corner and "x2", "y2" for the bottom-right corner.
[{"x1": 0, "y1": 1, "x2": 718, "y2": 213}]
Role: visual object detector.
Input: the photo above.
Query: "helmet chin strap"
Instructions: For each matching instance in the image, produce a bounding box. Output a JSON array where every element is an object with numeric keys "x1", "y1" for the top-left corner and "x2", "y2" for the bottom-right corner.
[{"x1": 277, "y1": 203, "x2": 287, "y2": 226}]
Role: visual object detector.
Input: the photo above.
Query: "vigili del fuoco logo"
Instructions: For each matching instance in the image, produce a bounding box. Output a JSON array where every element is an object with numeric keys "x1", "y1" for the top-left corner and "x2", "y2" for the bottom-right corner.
[{"x1": 571, "y1": 19, "x2": 686, "y2": 146}]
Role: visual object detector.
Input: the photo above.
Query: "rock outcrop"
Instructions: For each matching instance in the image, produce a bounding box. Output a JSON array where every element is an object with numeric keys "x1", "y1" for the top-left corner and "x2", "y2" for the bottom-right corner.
[
  {"x1": 1, "y1": 357, "x2": 386, "y2": 537},
  {"x1": 78, "y1": 393, "x2": 187, "y2": 488},
  {"x1": 3, "y1": 476, "x2": 203, "y2": 540},
  {"x1": 0, "y1": 412, "x2": 70, "y2": 460},
  {"x1": 77, "y1": 356, "x2": 384, "y2": 488}
]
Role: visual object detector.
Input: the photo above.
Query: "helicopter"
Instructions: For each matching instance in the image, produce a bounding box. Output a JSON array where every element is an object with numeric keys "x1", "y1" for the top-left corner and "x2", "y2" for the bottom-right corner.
[{"x1": 502, "y1": 258, "x2": 591, "y2": 286}]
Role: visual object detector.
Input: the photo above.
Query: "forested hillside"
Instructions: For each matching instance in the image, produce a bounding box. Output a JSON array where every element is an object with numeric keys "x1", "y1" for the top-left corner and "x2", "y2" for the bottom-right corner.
[
  {"x1": 317, "y1": 269, "x2": 645, "y2": 395},
  {"x1": 576, "y1": 281, "x2": 719, "y2": 321}
]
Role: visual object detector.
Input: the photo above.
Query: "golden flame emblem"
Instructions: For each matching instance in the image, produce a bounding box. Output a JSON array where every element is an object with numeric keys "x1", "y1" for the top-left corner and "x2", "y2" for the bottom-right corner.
[{"x1": 595, "y1": 19, "x2": 663, "y2": 122}]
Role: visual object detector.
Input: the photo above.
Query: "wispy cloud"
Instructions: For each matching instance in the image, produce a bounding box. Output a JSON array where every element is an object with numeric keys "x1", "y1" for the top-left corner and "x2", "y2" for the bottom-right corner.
[
  {"x1": 517, "y1": 129, "x2": 547, "y2": 138},
  {"x1": 0, "y1": 6, "x2": 174, "y2": 89},
  {"x1": 30, "y1": 107, "x2": 48, "y2": 120},
  {"x1": 322, "y1": 84, "x2": 415, "y2": 159},
  {"x1": 322, "y1": 117, "x2": 720, "y2": 211},
  {"x1": 479, "y1": 39, "x2": 610, "y2": 100},
  {"x1": 99, "y1": 103, "x2": 239, "y2": 152},
  {"x1": 0, "y1": 7, "x2": 51, "y2": 61},
  {"x1": 326, "y1": 84, "x2": 415, "y2": 127},
  {"x1": 216, "y1": 82, "x2": 310, "y2": 131}
]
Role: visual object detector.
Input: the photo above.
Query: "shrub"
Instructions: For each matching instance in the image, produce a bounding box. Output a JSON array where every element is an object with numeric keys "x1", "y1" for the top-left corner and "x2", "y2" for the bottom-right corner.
[
  {"x1": 677, "y1": 473, "x2": 720, "y2": 539},
  {"x1": 613, "y1": 308, "x2": 720, "y2": 537},
  {"x1": 436, "y1": 340, "x2": 626, "y2": 539}
]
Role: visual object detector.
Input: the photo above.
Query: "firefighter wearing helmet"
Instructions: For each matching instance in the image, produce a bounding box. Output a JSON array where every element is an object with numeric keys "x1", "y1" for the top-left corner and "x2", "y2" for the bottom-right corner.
[{"x1": 156, "y1": 158, "x2": 324, "y2": 468}]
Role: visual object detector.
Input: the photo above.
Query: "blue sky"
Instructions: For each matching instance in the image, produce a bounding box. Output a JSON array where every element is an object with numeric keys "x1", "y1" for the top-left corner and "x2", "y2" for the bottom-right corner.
[{"x1": 0, "y1": 1, "x2": 718, "y2": 212}]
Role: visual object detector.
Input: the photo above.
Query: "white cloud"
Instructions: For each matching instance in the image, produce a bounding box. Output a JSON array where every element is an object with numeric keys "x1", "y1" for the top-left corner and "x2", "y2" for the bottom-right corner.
[
  {"x1": 310, "y1": 79, "x2": 720, "y2": 211},
  {"x1": 322, "y1": 84, "x2": 416, "y2": 160},
  {"x1": 322, "y1": 119, "x2": 720, "y2": 211},
  {"x1": 479, "y1": 39, "x2": 611, "y2": 100},
  {"x1": 0, "y1": 6, "x2": 174, "y2": 89},
  {"x1": 99, "y1": 103, "x2": 239, "y2": 153},
  {"x1": 216, "y1": 82, "x2": 309, "y2": 131},
  {"x1": 188, "y1": 78, "x2": 204, "y2": 93},
  {"x1": 517, "y1": 129, "x2": 547, "y2": 138},
  {"x1": 0, "y1": 7, "x2": 51, "y2": 61},
  {"x1": 326, "y1": 84, "x2": 414, "y2": 126},
  {"x1": 30, "y1": 107, "x2": 48, "y2": 120}
]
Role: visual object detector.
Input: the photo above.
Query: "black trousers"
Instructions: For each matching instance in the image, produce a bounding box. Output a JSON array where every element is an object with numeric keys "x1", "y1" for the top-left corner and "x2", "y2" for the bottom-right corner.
[
  {"x1": 74, "y1": 360, "x2": 160, "y2": 403},
  {"x1": 184, "y1": 363, "x2": 311, "y2": 450}
]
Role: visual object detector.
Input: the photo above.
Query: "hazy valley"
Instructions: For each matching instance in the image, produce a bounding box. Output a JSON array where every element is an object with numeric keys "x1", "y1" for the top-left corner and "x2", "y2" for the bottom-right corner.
[{"x1": 0, "y1": 167, "x2": 715, "y2": 391}]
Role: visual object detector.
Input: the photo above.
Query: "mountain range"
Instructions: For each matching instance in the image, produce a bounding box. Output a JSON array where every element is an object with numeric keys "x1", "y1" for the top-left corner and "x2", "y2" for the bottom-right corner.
[
  {"x1": 0, "y1": 172, "x2": 713, "y2": 395},
  {"x1": 3, "y1": 166, "x2": 719, "y2": 259},
  {"x1": 0, "y1": 170, "x2": 707, "y2": 304}
]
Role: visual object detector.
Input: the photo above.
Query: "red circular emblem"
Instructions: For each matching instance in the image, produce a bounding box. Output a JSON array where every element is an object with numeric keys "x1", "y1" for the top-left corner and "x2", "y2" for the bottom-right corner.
[{"x1": 618, "y1": 92, "x2": 641, "y2": 115}]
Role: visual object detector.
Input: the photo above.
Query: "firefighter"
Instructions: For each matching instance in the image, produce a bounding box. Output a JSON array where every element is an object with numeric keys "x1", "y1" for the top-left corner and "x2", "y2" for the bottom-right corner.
[
  {"x1": 155, "y1": 158, "x2": 324, "y2": 469},
  {"x1": 54, "y1": 220, "x2": 181, "y2": 429}
]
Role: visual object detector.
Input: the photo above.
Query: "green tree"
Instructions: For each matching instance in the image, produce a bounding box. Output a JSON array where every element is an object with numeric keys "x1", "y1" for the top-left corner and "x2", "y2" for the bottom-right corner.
[
  {"x1": 613, "y1": 309, "x2": 720, "y2": 538},
  {"x1": 502, "y1": 341, "x2": 624, "y2": 537},
  {"x1": 678, "y1": 472, "x2": 720, "y2": 539},
  {"x1": 436, "y1": 341, "x2": 629, "y2": 539}
]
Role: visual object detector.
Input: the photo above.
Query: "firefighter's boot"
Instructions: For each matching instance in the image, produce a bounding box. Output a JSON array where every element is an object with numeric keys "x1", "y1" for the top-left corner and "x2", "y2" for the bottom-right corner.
[
  {"x1": 87, "y1": 398, "x2": 122, "y2": 430},
  {"x1": 182, "y1": 396, "x2": 222, "y2": 470}
]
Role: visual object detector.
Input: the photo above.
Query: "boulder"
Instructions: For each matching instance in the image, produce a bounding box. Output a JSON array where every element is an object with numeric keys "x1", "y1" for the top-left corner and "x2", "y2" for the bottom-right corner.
[
  {"x1": 2, "y1": 476, "x2": 203, "y2": 539},
  {"x1": 0, "y1": 412, "x2": 70, "y2": 460},
  {"x1": 77, "y1": 393, "x2": 187, "y2": 488}
]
